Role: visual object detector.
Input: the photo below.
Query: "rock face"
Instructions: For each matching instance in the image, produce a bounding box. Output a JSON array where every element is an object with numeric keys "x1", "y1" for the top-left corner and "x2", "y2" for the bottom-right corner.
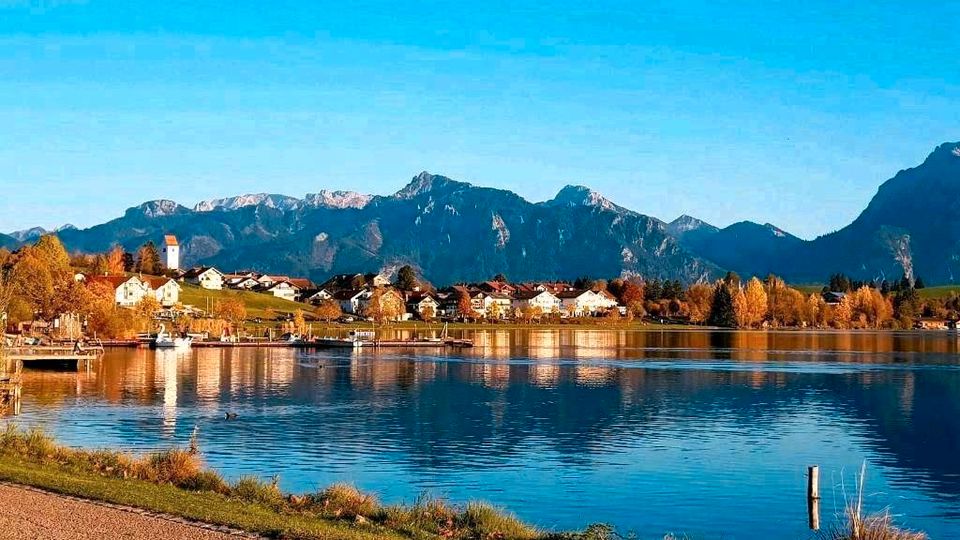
[{"x1": 14, "y1": 141, "x2": 960, "y2": 284}]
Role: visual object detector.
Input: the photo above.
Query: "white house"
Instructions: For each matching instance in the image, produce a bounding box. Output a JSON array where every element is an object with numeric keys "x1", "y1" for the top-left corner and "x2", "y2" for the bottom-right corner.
[
  {"x1": 162, "y1": 235, "x2": 180, "y2": 271},
  {"x1": 183, "y1": 267, "x2": 224, "y2": 290},
  {"x1": 333, "y1": 289, "x2": 369, "y2": 315},
  {"x1": 87, "y1": 275, "x2": 151, "y2": 307},
  {"x1": 470, "y1": 292, "x2": 512, "y2": 318},
  {"x1": 145, "y1": 277, "x2": 182, "y2": 308},
  {"x1": 263, "y1": 281, "x2": 300, "y2": 302},
  {"x1": 406, "y1": 293, "x2": 440, "y2": 320},
  {"x1": 557, "y1": 290, "x2": 615, "y2": 317},
  {"x1": 512, "y1": 290, "x2": 561, "y2": 314},
  {"x1": 304, "y1": 289, "x2": 333, "y2": 305}
]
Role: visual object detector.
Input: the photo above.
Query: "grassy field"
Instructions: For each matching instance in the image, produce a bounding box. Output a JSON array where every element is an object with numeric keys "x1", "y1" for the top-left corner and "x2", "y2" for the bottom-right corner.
[
  {"x1": 179, "y1": 284, "x2": 304, "y2": 319},
  {"x1": 916, "y1": 285, "x2": 960, "y2": 299}
]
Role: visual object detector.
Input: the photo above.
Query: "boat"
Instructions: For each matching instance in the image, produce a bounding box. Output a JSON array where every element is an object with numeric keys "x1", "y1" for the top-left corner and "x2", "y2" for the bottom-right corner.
[
  {"x1": 315, "y1": 330, "x2": 375, "y2": 348},
  {"x1": 153, "y1": 324, "x2": 193, "y2": 349}
]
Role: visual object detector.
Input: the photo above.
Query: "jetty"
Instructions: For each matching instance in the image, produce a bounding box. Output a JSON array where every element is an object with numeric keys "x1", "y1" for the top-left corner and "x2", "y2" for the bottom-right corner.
[{"x1": 3, "y1": 345, "x2": 101, "y2": 370}]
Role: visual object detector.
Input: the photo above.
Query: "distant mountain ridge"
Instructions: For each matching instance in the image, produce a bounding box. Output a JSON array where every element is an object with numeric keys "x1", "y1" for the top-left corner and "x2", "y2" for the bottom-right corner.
[{"x1": 6, "y1": 141, "x2": 960, "y2": 284}]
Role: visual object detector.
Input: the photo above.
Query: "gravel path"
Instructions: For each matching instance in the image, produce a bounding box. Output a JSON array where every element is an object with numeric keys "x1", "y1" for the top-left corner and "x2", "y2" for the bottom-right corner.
[{"x1": 0, "y1": 483, "x2": 254, "y2": 539}]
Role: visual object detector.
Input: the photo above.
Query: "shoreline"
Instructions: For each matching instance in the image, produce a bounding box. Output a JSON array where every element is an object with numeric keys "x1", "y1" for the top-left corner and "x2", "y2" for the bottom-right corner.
[{"x1": 0, "y1": 426, "x2": 928, "y2": 540}]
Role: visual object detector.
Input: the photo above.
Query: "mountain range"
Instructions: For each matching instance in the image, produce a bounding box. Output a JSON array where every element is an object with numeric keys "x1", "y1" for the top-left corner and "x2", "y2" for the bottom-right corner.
[{"x1": 5, "y1": 141, "x2": 960, "y2": 285}]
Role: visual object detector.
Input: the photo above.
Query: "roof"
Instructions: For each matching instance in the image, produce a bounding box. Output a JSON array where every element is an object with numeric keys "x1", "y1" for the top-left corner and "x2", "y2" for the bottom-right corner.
[
  {"x1": 164, "y1": 235, "x2": 179, "y2": 246},
  {"x1": 143, "y1": 276, "x2": 179, "y2": 289},
  {"x1": 287, "y1": 278, "x2": 314, "y2": 289},
  {"x1": 332, "y1": 288, "x2": 367, "y2": 300},
  {"x1": 513, "y1": 290, "x2": 557, "y2": 300},
  {"x1": 86, "y1": 275, "x2": 142, "y2": 289},
  {"x1": 556, "y1": 289, "x2": 592, "y2": 299},
  {"x1": 182, "y1": 266, "x2": 223, "y2": 278}
]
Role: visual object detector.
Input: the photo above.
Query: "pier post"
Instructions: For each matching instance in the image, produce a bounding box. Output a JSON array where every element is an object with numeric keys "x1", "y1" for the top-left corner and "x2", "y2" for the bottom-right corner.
[{"x1": 807, "y1": 465, "x2": 821, "y2": 530}]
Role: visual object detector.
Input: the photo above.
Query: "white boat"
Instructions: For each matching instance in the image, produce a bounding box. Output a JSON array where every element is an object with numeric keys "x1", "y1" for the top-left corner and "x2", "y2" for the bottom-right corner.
[{"x1": 153, "y1": 324, "x2": 193, "y2": 349}]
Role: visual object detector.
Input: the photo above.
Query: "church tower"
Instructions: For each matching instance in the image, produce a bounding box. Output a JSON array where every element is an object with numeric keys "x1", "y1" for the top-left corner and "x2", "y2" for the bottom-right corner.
[{"x1": 163, "y1": 235, "x2": 180, "y2": 270}]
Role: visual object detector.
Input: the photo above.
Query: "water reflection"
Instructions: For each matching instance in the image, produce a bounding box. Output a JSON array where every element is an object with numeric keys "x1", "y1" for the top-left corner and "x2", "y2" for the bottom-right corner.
[{"x1": 9, "y1": 329, "x2": 960, "y2": 539}]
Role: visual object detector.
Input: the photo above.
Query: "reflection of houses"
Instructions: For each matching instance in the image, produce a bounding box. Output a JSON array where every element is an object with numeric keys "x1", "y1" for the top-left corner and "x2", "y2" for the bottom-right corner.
[{"x1": 182, "y1": 267, "x2": 225, "y2": 290}]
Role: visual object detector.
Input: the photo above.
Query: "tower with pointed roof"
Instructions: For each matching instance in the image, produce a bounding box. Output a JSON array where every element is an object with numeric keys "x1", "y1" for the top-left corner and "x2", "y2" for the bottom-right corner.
[{"x1": 162, "y1": 234, "x2": 180, "y2": 271}]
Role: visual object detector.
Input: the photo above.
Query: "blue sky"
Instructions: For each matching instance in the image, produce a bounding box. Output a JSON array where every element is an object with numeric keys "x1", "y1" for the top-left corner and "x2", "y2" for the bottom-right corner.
[{"x1": 1, "y1": 1, "x2": 957, "y2": 238}]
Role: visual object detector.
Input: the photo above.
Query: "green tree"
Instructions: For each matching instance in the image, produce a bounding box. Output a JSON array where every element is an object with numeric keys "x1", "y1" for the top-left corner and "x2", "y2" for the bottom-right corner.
[
  {"x1": 395, "y1": 265, "x2": 419, "y2": 290},
  {"x1": 708, "y1": 284, "x2": 737, "y2": 328}
]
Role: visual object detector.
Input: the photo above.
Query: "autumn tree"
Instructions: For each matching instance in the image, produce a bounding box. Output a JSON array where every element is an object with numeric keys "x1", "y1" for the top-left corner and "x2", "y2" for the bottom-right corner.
[
  {"x1": 293, "y1": 309, "x2": 307, "y2": 335},
  {"x1": 618, "y1": 282, "x2": 644, "y2": 307},
  {"x1": 457, "y1": 291, "x2": 477, "y2": 321},
  {"x1": 685, "y1": 283, "x2": 714, "y2": 324},
  {"x1": 314, "y1": 299, "x2": 342, "y2": 322},
  {"x1": 136, "y1": 241, "x2": 162, "y2": 275},
  {"x1": 420, "y1": 303, "x2": 436, "y2": 321},
  {"x1": 743, "y1": 277, "x2": 768, "y2": 328},
  {"x1": 364, "y1": 287, "x2": 404, "y2": 323},
  {"x1": 214, "y1": 297, "x2": 248, "y2": 329},
  {"x1": 520, "y1": 305, "x2": 542, "y2": 323},
  {"x1": 732, "y1": 287, "x2": 748, "y2": 328},
  {"x1": 105, "y1": 246, "x2": 125, "y2": 275},
  {"x1": 133, "y1": 296, "x2": 161, "y2": 333}
]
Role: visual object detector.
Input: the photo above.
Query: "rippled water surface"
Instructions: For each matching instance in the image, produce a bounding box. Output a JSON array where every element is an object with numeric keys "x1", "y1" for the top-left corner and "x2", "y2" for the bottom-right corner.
[{"x1": 9, "y1": 329, "x2": 960, "y2": 539}]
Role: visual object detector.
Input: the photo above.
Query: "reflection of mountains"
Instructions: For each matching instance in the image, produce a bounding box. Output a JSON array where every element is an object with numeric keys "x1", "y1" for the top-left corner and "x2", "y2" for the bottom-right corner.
[{"x1": 18, "y1": 330, "x2": 960, "y2": 506}]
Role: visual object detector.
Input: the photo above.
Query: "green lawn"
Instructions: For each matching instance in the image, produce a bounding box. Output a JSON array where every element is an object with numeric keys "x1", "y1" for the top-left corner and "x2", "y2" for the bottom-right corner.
[
  {"x1": 179, "y1": 283, "x2": 305, "y2": 319},
  {"x1": 917, "y1": 285, "x2": 960, "y2": 299}
]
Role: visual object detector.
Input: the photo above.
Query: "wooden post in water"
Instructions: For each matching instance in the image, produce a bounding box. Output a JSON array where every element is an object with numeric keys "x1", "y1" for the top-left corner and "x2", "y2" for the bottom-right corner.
[{"x1": 808, "y1": 465, "x2": 821, "y2": 531}]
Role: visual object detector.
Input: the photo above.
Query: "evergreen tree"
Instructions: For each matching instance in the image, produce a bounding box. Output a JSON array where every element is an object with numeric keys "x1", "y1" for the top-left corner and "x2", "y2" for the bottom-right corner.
[
  {"x1": 395, "y1": 265, "x2": 419, "y2": 291},
  {"x1": 723, "y1": 271, "x2": 741, "y2": 290},
  {"x1": 645, "y1": 279, "x2": 662, "y2": 301},
  {"x1": 914, "y1": 277, "x2": 925, "y2": 289},
  {"x1": 708, "y1": 284, "x2": 738, "y2": 328}
]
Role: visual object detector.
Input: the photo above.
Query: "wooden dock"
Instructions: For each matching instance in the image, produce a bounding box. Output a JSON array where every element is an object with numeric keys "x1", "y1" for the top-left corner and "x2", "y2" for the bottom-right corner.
[
  {"x1": 4, "y1": 346, "x2": 100, "y2": 370},
  {"x1": 0, "y1": 358, "x2": 22, "y2": 415}
]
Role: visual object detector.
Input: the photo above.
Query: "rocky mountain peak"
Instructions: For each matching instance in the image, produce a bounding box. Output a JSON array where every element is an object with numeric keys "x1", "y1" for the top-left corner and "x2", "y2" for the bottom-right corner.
[
  {"x1": 194, "y1": 193, "x2": 300, "y2": 212},
  {"x1": 393, "y1": 172, "x2": 467, "y2": 199},
  {"x1": 544, "y1": 185, "x2": 621, "y2": 212},
  {"x1": 668, "y1": 215, "x2": 718, "y2": 235},
  {"x1": 303, "y1": 190, "x2": 372, "y2": 209},
  {"x1": 130, "y1": 200, "x2": 186, "y2": 219}
]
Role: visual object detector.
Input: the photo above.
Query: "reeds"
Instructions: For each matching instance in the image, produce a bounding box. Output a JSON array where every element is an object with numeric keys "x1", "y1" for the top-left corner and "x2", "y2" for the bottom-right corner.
[{"x1": 826, "y1": 463, "x2": 927, "y2": 540}]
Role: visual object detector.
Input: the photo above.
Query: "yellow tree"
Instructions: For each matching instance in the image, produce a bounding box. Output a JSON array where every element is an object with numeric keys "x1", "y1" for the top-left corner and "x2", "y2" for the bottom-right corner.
[
  {"x1": 134, "y1": 296, "x2": 161, "y2": 333},
  {"x1": 743, "y1": 277, "x2": 768, "y2": 328},
  {"x1": 105, "y1": 246, "x2": 125, "y2": 275},
  {"x1": 487, "y1": 301, "x2": 503, "y2": 320},
  {"x1": 314, "y1": 299, "x2": 342, "y2": 322},
  {"x1": 215, "y1": 298, "x2": 248, "y2": 330},
  {"x1": 293, "y1": 309, "x2": 307, "y2": 335},
  {"x1": 685, "y1": 283, "x2": 714, "y2": 324},
  {"x1": 732, "y1": 287, "x2": 748, "y2": 328}
]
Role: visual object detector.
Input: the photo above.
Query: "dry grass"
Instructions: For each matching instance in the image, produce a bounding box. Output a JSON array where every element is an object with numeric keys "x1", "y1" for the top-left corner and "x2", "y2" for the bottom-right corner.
[{"x1": 826, "y1": 463, "x2": 927, "y2": 540}]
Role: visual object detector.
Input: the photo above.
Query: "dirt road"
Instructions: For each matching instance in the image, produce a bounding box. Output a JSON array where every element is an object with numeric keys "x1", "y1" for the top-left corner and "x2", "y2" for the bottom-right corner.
[{"x1": 0, "y1": 483, "x2": 253, "y2": 539}]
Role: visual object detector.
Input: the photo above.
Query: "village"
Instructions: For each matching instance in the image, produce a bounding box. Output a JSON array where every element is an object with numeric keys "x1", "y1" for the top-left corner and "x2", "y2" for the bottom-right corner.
[
  {"x1": 77, "y1": 235, "x2": 626, "y2": 327},
  {"x1": 2, "y1": 232, "x2": 959, "y2": 349}
]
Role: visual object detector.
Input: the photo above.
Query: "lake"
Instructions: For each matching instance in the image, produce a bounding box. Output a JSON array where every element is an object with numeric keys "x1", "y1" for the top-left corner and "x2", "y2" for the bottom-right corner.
[{"x1": 7, "y1": 329, "x2": 960, "y2": 539}]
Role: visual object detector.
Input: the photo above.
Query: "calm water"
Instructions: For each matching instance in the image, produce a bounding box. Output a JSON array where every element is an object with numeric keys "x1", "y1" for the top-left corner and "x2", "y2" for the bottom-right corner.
[{"x1": 8, "y1": 329, "x2": 960, "y2": 539}]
